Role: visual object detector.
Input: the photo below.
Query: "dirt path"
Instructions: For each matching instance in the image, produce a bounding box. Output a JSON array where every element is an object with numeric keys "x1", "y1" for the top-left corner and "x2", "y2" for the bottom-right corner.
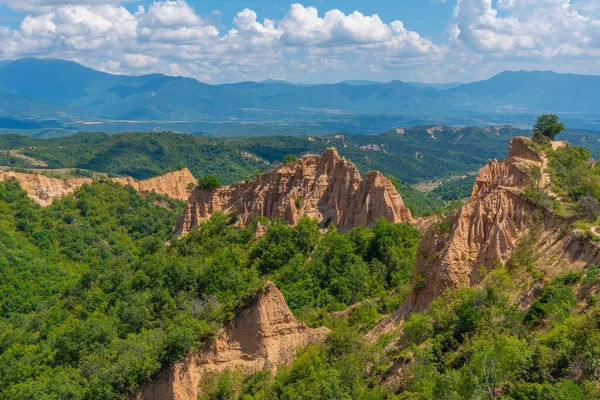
[{"x1": 592, "y1": 226, "x2": 600, "y2": 237}]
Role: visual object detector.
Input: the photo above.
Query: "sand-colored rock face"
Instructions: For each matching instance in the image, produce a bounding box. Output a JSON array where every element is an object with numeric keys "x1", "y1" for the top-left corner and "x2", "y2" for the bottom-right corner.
[
  {"x1": 175, "y1": 149, "x2": 412, "y2": 236},
  {"x1": 369, "y1": 137, "x2": 571, "y2": 337},
  {"x1": 0, "y1": 168, "x2": 196, "y2": 206},
  {"x1": 0, "y1": 170, "x2": 93, "y2": 207},
  {"x1": 112, "y1": 168, "x2": 196, "y2": 201},
  {"x1": 136, "y1": 282, "x2": 330, "y2": 400}
]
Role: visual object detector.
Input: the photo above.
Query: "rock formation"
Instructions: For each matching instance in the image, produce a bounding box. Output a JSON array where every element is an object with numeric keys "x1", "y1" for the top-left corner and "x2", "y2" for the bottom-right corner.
[
  {"x1": 112, "y1": 168, "x2": 196, "y2": 201},
  {"x1": 135, "y1": 282, "x2": 330, "y2": 400},
  {"x1": 369, "y1": 137, "x2": 580, "y2": 338},
  {"x1": 0, "y1": 168, "x2": 196, "y2": 206},
  {"x1": 175, "y1": 148, "x2": 412, "y2": 236},
  {"x1": 0, "y1": 170, "x2": 93, "y2": 207}
]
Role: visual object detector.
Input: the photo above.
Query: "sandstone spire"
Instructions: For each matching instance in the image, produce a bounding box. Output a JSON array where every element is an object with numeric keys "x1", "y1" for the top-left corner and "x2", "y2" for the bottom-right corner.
[
  {"x1": 175, "y1": 148, "x2": 412, "y2": 236},
  {"x1": 135, "y1": 282, "x2": 330, "y2": 400},
  {"x1": 369, "y1": 137, "x2": 578, "y2": 338}
]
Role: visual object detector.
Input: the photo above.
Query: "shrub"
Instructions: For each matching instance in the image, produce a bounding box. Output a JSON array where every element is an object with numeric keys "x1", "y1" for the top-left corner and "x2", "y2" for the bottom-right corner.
[
  {"x1": 577, "y1": 194, "x2": 600, "y2": 221},
  {"x1": 198, "y1": 175, "x2": 222, "y2": 190},
  {"x1": 282, "y1": 154, "x2": 299, "y2": 165}
]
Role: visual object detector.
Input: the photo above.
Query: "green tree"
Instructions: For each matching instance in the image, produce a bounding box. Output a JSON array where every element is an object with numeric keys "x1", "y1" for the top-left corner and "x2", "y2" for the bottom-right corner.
[
  {"x1": 198, "y1": 175, "x2": 222, "y2": 190},
  {"x1": 533, "y1": 114, "x2": 564, "y2": 141},
  {"x1": 282, "y1": 154, "x2": 299, "y2": 165}
]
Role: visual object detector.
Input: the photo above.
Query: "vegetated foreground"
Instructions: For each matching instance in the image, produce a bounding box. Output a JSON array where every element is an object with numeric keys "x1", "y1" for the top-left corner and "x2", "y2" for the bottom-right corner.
[{"x1": 2, "y1": 118, "x2": 600, "y2": 399}]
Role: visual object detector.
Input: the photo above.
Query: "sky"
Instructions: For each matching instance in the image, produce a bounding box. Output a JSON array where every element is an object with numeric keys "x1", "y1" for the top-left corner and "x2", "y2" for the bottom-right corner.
[{"x1": 0, "y1": 0, "x2": 599, "y2": 83}]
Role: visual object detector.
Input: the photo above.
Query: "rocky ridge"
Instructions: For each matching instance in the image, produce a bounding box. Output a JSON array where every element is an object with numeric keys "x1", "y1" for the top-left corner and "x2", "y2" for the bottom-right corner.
[
  {"x1": 175, "y1": 148, "x2": 412, "y2": 236},
  {"x1": 135, "y1": 282, "x2": 330, "y2": 400},
  {"x1": 370, "y1": 137, "x2": 600, "y2": 337},
  {"x1": 0, "y1": 168, "x2": 196, "y2": 206}
]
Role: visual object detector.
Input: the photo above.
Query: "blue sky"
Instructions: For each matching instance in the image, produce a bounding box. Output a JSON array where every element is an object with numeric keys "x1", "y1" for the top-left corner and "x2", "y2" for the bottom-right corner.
[{"x1": 0, "y1": 0, "x2": 598, "y2": 83}]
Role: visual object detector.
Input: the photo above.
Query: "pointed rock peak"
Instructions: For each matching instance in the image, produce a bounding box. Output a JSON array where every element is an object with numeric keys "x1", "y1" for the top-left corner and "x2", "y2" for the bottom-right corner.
[
  {"x1": 322, "y1": 147, "x2": 341, "y2": 161},
  {"x1": 507, "y1": 136, "x2": 543, "y2": 162},
  {"x1": 135, "y1": 281, "x2": 329, "y2": 400},
  {"x1": 175, "y1": 149, "x2": 412, "y2": 235}
]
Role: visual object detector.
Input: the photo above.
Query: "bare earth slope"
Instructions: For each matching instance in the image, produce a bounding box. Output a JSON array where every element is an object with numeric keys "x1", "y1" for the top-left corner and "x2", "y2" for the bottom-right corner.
[
  {"x1": 175, "y1": 148, "x2": 412, "y2": 236},
  {"x1": 0, "y1": 168, "x2": 196, "y2": 205},
  {"x1": 135, "y1": 282, "x2": 330, "y2": 400},
  {"x1": 370, "y1": 137, "x2": 600, "y2": 338}
]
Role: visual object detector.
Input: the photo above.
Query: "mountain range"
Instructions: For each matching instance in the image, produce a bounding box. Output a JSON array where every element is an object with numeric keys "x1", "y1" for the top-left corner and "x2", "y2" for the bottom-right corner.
[{"x1": 2, "y1": 58, "x2": 600, "y2": 136}]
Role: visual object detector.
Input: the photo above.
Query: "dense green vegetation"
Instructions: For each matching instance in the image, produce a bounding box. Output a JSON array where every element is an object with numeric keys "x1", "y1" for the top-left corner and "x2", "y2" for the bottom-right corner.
[
  {"x1": 199, "y1": 267, "x2": 600, "y2": 400},
  {"x1": 548, "y1": 146, "x2": 600, "y2": 203},
  {"x1": 0, "y1": 128, "x2": 513, "y2": 215},
  {"x1": 0, "y1": 132, "x2": 269, "y2": 182},
  {"x1": 0, "y1": 127, "x2": 522, "y2": 184},
  {"x1": 430, "y1": 175, "x2": 476, "y2": 201},
  {"x1": 3, "y1": 129, "x2": 600, "y2": 399},
  {"x1": 198, "y1": 175, "x2": 222, "y2": 190},
  {"x1": 532, "y1": 144, "x2": 600, "y2": 223},
  {"x1": 2, "y1": 174, "x2": 599, "y2": 400},
  {"x1": 0, "y1": 180, "x2": 420, "y2": 399}
]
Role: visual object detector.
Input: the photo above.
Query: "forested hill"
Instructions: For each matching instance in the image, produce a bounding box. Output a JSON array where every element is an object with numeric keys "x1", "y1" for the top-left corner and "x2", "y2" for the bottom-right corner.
[
  {"x1": 3, "y1": 125, "x2": 600, "y2": 182},
  {"x1": 3, "y1": 125, "x2": 599, "y2": 215},
  {"x1": 0, "y1": 126, "x2": 529, "y2": 183}
]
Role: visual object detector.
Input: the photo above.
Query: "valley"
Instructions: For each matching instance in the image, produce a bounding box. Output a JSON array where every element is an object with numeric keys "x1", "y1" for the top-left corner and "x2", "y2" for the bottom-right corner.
[
  {"x1": 3, "y1": 59, "x2": 600, "y2": 136},
  {"x1": 2, "y1": 120, "x2": 600, "y2": 399},
  {"x1": 3, "y1": 0, "x2": 600, "y2": 397}
]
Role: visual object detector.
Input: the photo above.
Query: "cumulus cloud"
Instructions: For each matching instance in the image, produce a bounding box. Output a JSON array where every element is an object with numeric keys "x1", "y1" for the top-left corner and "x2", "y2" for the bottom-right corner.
[
  {"x1": 450, "y1": 0, "x2": 600, "y2": 57},
  {"x1": 0, "y1": 0, "x2": 129, "y2": 13},
  {"x1": 20, "y1": 5, "x2": 136, "y2": 51},
  {"x1": 279, "y1": 4, "x2": 392, "y2": 46},
  {"x1": 122, "y1": 53, "x2": 158, "y2": 68},
  {"x1": 0, "y1": 1, "x2": 442, "y2": 81}
]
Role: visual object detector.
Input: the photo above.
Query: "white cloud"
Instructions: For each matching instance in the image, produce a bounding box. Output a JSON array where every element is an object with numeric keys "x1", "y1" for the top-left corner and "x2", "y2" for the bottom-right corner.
[
  {"x1": 450, "y1": 0, "x2": 600, "y2": 56},
  {"x1": 122, "y1": 53, "x2": 158, "y2": 68},
  {"x1": 0, "y1": 0, "x2": 129, "y2": 13},
  {"x1": 279, "y1": 4, "x2": 392, "y2": 46},
  {"x1": 136, "y1": 0, "x2": 202, "y2": 27},
  {"x1": 19, "y1": 4, "x2": 136, "y2": 51},
  {"x1": 0, "y1": 1, "x2": 443, "y2": 82}
]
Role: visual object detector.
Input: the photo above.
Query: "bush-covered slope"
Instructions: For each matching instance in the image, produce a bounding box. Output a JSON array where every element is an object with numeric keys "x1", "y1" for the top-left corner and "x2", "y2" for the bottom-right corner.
[{"x1": 0, "y1": 180, "x2": 420, "y2": 399}]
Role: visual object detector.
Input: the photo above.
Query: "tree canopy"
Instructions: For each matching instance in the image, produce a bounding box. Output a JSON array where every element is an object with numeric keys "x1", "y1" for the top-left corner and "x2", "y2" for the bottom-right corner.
[
  {"x1": 533, "y1": 114, "x2": 564, "y2": 141},
  {"x1": 198, "y1": 174, "x2": 222, "y2": 190},
  {"x1": 282, "y1": 154, "x2": 299, "y2": 165}
]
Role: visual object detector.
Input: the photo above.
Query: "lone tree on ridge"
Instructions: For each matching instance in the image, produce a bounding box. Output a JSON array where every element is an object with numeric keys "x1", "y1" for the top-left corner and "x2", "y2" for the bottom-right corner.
[{"x1": 533, "y1": 114, "x2": 564, "y2": 142}]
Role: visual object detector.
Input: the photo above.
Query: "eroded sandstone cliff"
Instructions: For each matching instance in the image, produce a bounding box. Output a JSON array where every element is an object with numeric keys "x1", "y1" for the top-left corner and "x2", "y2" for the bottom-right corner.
[
  {"x1": 369, "y1": 137, "x2": 589, "y2": 338},
  {"x1": 135, "y1": 282, "x2": 330, "y2": 400},
  {"x1": 0, "y1": 168, "x2": 196, "y2": 205},
  {"x1": 112, "y1": 168, "x2": 196, "y2": 201},
  {"x1": 0, "y1": 170, "x2": 93, "y2": 207},
  {"x1": 175, "y1": 148, "x2": 412, "y2": 236}
]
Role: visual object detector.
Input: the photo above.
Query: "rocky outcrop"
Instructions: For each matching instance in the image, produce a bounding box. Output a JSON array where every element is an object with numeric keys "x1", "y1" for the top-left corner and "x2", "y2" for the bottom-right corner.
[
  {"x1": 175, "y1": 149, "x2": 412, "y2": 236},
  {"x1": 135, "y1": 282, "x2": 330, "y2": 400},
  {"x1": 369, "y1": 137, "x2": 573, "y2": 338},
  {"x1": 0, "y1": 170, "x2": 93, "y2": 207},
  {"x1": 0, "y1": 168, "x2": 196, "y2": 206},
  {"x1": 112, "y1": 168, "x2": 196, "y2": 201}
]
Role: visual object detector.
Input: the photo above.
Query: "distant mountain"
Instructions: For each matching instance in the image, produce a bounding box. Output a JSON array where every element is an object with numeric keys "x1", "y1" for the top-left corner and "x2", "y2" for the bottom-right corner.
[
  {"x1": 444, "y1": 70, "x2": 600, "y2": 113},
  {"x1": 260, "y1": 79, "x2": 294, "y2": 85},
  {"x1": 0, "y1": 58, "x2": 150, "y2": 105},
  {"x1": 1, "y1": 58, "x2": 600, "y2": 133},
  {"x1": 341, "y1": 80, "x2": 386, "y2": 86},
  {"x1": 407, "y1": 82, "x2": 463, "y2": 90}
]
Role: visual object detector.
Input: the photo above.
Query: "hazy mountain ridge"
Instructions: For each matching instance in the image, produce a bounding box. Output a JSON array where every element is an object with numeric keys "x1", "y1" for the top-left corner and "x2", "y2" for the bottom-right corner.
[{"x1": 2, "y1": 58, "x2": 600, "y2": 132}]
